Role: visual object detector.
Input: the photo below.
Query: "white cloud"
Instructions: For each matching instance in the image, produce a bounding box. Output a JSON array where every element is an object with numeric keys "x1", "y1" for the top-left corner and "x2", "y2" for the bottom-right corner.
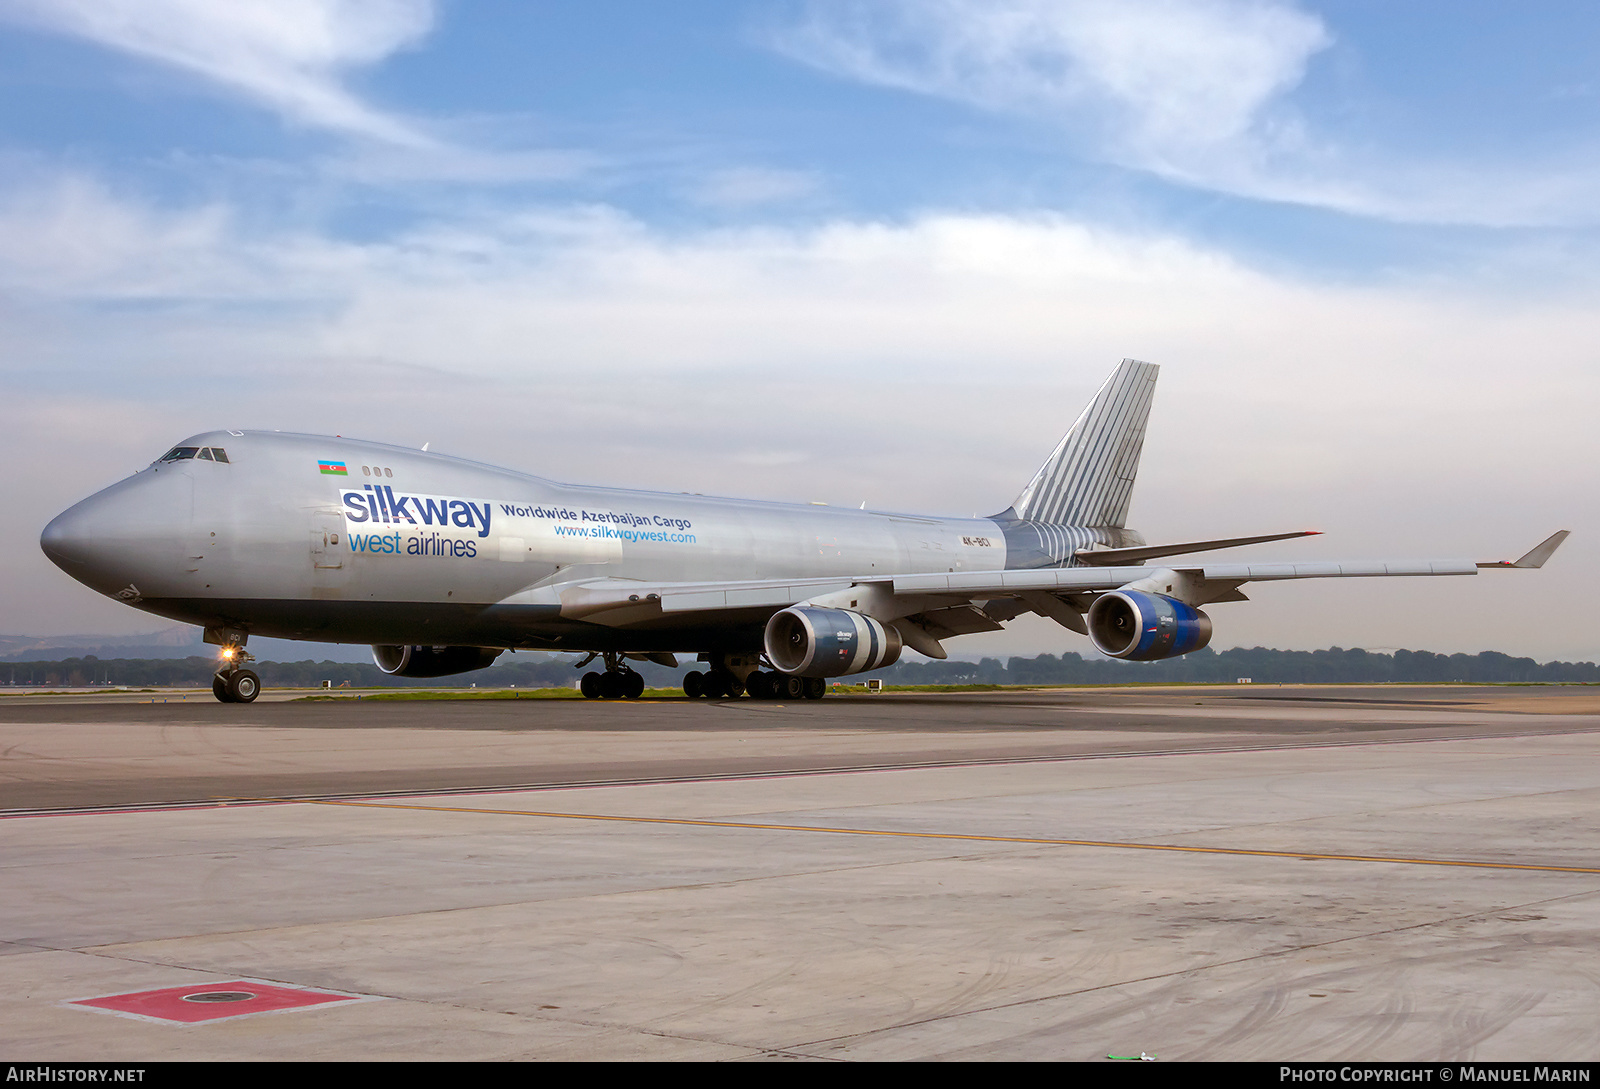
[
  {"x1": 0, "y1": 0, "x2": 435, "y2": 145},
  {"x1": 0, "y1": 1, "x2": 601, "y2": 184},
  {"x1": 779, "y1": 0, "x2": 1327, "y2": 156},
  {"x1": 773, "y1": 0, "x2": 1600, "y2": 226},
  {"x1": 0, "y1": 171, "x2": 235, "y2": 297},
  {"x1": 776, "y1": 0, "x2": 1328, "y2": 190}
]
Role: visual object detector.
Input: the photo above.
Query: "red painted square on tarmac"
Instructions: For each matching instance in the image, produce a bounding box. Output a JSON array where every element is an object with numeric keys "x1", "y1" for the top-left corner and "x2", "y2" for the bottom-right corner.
[{"x1": 67, "y1": 980, "x2": 372, "y2": 1024}]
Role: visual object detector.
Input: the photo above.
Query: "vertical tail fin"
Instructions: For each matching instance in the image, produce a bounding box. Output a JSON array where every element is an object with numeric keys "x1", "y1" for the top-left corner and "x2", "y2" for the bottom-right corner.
[{"x1": 1010, "y1": 359, "x2": 1159, "y2": 527}]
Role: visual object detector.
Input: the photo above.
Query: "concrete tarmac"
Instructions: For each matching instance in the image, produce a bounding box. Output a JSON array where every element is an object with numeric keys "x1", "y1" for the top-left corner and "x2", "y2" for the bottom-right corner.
[{"x1": 2, "y1": 685, "x2": 1598, "y2": 1060}]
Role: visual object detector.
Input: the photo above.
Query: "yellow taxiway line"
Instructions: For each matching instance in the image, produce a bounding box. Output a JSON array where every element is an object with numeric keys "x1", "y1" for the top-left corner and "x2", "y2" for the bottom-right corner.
[{"x1": 306, "y1": 798, "x2": 1600, "y2": 875}]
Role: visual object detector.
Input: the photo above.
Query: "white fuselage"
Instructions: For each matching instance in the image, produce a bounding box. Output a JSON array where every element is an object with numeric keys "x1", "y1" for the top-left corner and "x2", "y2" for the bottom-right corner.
[{"x1": 40, "y1": 430, "x2": 1117, "y2": 653}]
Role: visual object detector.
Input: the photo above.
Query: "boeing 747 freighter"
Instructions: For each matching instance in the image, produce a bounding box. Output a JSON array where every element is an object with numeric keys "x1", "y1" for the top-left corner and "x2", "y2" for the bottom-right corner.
[{"x1": 39, "y1": 360, "x2": 1568, "y2": 702}]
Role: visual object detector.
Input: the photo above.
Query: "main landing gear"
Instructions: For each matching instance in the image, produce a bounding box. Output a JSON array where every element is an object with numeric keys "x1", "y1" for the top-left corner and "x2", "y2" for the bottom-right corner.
[
  {"x1": 682, "y1": 654, "x2": 826, "y2": 700},
  {"x1": 681, "y1": 668, "x2": 743, "y2": 699},
  {"x1": 578, "y1": 652, "x2": 646, "y2": 700},
  {"x1": 743, "y1": 671, "x2": 825, "y2": 700},
  {"x1": 212, "y1": 646, "x2": 260, "y2": 703},
  {"x1": 572, "y1": 651, "x2": 829, "y2": 701}
]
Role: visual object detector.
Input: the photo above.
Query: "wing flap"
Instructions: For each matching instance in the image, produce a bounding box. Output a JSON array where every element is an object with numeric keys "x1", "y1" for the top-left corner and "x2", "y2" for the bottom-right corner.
[
  {"x1": 1014, "y1": 589, "x2": 1089, "y2": 634},
  {"x1": 912, "y1": 605, "x2": 1006, "y2": 638},
  {"x1": 662, "y1": 580, "x2": 857, "y2": 613},
  {"x1": 1196, "y1": 560, "x2": 1478, "y2": 580}
]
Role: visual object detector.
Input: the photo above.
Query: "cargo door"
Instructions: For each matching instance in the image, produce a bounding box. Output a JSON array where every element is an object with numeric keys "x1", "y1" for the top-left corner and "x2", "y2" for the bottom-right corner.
[{"x1": 310, "y1": 509, "x2": 350, "y2": 597}]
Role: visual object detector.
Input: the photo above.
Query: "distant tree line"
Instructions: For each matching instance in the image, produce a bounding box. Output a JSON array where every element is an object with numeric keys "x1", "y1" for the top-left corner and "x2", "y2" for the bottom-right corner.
[
  {"x1": 4, "y1": 645, "x2": 1598, "y2": 688},
  {"x1": 862, "y1": 646, "x2": 1600, "y2": 685},
  {"x1": 0, "y1": 654, "x2": 583, "y2": 689}
]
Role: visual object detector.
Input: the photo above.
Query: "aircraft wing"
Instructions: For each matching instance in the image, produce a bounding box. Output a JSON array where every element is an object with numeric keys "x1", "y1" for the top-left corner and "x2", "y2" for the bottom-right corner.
[{"x1": 524, "y1": 531, "x2": 1568, "y2": 658}]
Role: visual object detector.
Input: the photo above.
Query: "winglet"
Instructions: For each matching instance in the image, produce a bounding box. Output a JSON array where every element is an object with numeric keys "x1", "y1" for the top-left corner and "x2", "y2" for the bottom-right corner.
[{"x1": 1478, "y1": 530, "x2": 1570, "y2": 569}]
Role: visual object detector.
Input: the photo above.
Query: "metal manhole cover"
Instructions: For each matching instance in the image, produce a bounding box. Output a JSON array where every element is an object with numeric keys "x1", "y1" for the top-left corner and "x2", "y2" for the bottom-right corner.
[{"x1": 181, "y1": 991, "x2": 257, "y2": 1003}]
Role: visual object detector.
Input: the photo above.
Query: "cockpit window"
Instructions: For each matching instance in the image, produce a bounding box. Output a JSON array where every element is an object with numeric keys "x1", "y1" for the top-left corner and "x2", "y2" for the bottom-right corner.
[{"x1": 157, "y1": 446, "x2": 230, "y2": 464}]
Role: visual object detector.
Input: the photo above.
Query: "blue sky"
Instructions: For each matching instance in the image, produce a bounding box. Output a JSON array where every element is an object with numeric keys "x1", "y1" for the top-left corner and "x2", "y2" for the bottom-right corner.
[
  {"x1": 2, "y1": 1, "x2": 1596, "y2": 658},
  {"x1": 11, "y1": 3, "x2": 1600, "y2": 240}
]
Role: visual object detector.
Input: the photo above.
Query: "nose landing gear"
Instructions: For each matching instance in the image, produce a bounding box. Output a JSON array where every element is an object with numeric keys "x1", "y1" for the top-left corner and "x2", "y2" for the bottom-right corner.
[{"x1": 212, "y1": 646, "x2": 259, "y2": 703}]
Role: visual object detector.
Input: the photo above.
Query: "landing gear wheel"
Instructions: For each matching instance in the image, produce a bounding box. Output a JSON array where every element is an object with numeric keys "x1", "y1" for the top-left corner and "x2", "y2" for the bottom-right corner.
[
  {"x1": 623, "y1": 670, "x2": 645, "y2": 699},
  {"x1": 580, "y1": 671, "x2": 602, "y2": 699},
  {"x1": 212, "y1": 673, "x2": 235, "y2": 703},
  {"x1": 803, "y1": 677, "x2": 826, "y2": 700},
  {"x1": 701, "y1": 671, "x2": 727, "y2": 699},
  {"x1": 226, "y1": 669, "x2": 260, "y2": 703},
  {"x1": 775, "y1": 674, "x2": 805, "y2": 700},
  {"x1": 599, "y1": 671, "x2": 626, "y2": 699},
  {"x1": 683, "y1": 671, "x2": 704, "y2": 699},
  {"x1": 745, "y1": 671, "x2": 775, "y2": 700},
  {"x1": 723, "y1": 674, "x2": 745, "y2": 699}
]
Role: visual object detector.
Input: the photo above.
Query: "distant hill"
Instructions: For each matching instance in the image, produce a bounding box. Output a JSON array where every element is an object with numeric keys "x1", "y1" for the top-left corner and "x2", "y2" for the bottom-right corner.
[
  {"x1": 0, "y1": 626, "x2": 200, "y2": 660},
  {"x1": 0, "y1": 628, "x2": 376, "y2": 664}
]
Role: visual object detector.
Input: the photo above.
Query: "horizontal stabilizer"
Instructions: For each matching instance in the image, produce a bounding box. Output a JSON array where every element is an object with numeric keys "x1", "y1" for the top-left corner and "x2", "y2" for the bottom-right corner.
[
  {"x1": 1075, "y1": 530, "x2": 1321, "y2": 566},
  {"x1": 1477, "y1": 530, "x2": 1570, "y2": 569}
]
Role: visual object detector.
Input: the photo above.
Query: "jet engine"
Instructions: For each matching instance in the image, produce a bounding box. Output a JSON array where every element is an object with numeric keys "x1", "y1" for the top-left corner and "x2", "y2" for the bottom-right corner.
[
  {"x1": 764, "y1": 606, "x2": 902, "y2": 677},
  {"x1": 1087, "y1": 591, "x2": 1212, "y2": 661},
  {"x1": 371, "y1": 645, "x2": 504, "y2": 678}
]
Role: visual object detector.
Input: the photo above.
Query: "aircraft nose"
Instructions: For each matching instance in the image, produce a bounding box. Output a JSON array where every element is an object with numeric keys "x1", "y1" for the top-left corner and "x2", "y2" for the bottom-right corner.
[
  {"x1": 40, "y1": 469, "x2": 192, "y2": 598},
  {"x1": 39, "y1": 505, "x2": 95, "y2": 572}
]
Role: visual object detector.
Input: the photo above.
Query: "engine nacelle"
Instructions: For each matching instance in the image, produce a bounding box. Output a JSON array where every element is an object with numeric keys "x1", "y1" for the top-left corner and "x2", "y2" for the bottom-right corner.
[
  {"x1": 764, "y1": 606, "x2": 903, "y2": 678},
  {"x1": 1087, "y1": 591, "x2": 1213, "y2": 661},
  {"x1": 371, "y1": 645, "x2": 504, "y2": 678}
]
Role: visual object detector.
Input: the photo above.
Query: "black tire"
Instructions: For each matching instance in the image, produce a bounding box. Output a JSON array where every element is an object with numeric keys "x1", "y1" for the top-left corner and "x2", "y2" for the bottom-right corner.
[
  {"x1": 701, "y1": 671, "x2": 727, "y2": 699},
  {"x1": 623, "y1": 670, "x2": 645, "y2": 699},
  {"x1": 803, "y1": 677, "x2": 826, "y2": 699},
  {"x1": 599, "y1": 671, "x2": 626, "y2": 699},
  {"x1": 580, "y1": 671, "x2": 602, "y2": 699},
  {"x1": 227, "y1": 669, "x2": 260, "y2": 703},
  {"x1": 776, "y1": 673, "x2": 805, "y2": 700},
  {"x1": 683, "y1": 670, "x2": 704, "y2": 698},
  {"x1": 212, "y1": 673, "x2": 235, "y2": 703},
  {"x1": 723, "y1": 674, "x2": 745, "y2": 699},
  {"x1": 745, "y1": 671, "x2": 774, "y2": 699}
]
